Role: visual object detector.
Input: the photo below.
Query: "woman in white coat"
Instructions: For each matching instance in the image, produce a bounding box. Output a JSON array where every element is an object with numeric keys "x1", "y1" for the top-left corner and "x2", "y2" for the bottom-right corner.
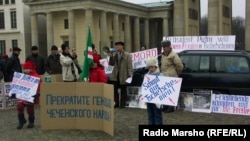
[{"x1": 60, "y1": 44, "x2": 80, "y2": 82}]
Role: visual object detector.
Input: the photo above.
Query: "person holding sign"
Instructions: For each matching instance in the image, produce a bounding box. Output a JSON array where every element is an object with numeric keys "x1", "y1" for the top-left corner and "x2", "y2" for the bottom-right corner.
[
  {"x1": 109, "y1": 41, "x2": 133, "y2": 108},
  {"x1": 160, "y1": 40, "x2": 184, "y2": 112},
  {"x1": 16, "y1": 61, "x2": 41, "y2": 129},
  {"x1": 145, "y1": 57, "x2": 164, "y2": 125}
]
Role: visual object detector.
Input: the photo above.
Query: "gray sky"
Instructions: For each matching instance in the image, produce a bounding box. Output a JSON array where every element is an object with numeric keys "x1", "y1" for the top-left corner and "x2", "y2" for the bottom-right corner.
[{"x1": 122, "y1": 0, "x2": 246, "y2": 18}]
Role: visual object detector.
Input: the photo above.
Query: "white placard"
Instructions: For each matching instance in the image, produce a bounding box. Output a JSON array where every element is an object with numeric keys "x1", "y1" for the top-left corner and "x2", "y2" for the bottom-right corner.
[
  {"x1": 162, "y1": 35, "x2": 235, "y2": 53},
  {"x1": 9, "y1": 72, "x2": 40, "y2": 103},
  {"x1": 211, "y1": 94, "x2": 250, "y2": 116},
  {"x1": 140, "y1": 74, "x2": 182, "y2": 106}
]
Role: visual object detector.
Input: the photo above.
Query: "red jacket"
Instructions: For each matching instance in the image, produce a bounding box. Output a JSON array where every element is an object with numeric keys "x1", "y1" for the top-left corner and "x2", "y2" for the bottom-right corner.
[{"x1": 89, "y1": 65, "x2": 107, "y2": 83}]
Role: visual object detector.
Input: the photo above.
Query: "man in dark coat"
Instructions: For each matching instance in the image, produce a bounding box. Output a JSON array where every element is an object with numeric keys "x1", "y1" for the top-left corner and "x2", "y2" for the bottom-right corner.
[
  {"x1": 4, "y1": 47, "x2": 22, "y2": 82},
  {"x1": 26, "y1": 46, "x2": 46, "y2": 75},
  {"x1": 45, "y1": 45, "x2": 62, "y2": 74}
]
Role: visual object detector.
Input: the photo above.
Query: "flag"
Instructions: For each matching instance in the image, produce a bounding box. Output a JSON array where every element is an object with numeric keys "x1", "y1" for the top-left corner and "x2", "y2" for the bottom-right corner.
[{"x1": 81, "y1": 26, "x2": 93, "y2": 82}]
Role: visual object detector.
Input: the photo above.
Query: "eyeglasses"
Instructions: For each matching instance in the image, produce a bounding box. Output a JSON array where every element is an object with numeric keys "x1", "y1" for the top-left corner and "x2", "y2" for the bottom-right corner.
[{"x1": 148, "y1": 66, "x2": 155, "y2": 68}]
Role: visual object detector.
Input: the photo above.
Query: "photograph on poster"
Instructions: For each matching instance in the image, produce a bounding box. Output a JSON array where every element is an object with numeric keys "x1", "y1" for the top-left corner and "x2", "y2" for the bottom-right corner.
[
  {"x1": 0, "y1": 97, "x2": 3, "y2": 108},
  {"x1": 126, "y1": 87, "x2": 146, "y2": 109},
  {"x1": 192, "y1": 89, "x2": 212, "y2": 113},
  {"x1": 5, "y1": 99, "x2": 18, "y2": 108},
  {"x1": 178, "y1": 92, "x2": 193, "y2": 111},
  {"x1": 0, "y1": 83, "x2": 2, "y2": 95},
  {"x1": 4, "y1": 83, "x2": 10, "y2": 96}
]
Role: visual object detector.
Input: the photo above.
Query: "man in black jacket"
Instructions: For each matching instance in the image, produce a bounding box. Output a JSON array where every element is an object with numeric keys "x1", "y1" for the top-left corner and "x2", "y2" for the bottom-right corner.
[
  {"x1": 4, "y1": 47, "x2": 22, "y2": 82},
  {"x1": 26, "y1": 46, "x2": 46, "y2": 75},
  {"x1": 46, "y1": 45, "x2": 62, "y2": 74}
]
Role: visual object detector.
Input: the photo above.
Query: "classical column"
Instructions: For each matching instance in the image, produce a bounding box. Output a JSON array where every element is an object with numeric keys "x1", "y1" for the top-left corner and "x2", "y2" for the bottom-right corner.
[
  {"x1": 31, "y1": 13, "x2": 38, "y2": 46},
  {"x1": 100, "y1": 11, "x2": 108, "y2": 48},
  {"x1": 173, "y1": 0, "x2": 184, "y2": 35},
  {"x1": 124, "y1": 15, "x2": 131, "y2": 53},
  {"x1": 134, "y1": 16, "x2": 140, "y2": 52},
  {"x1": 113, "y1": 13, "x2": 119, "y2": 46},
  {"x1": 246, "y1": 0, "x2": 250, "y2": 51},
  {"x1": 68, "y1": 10, "x2": 76, "y2": 49},
  {"x1": 163, "y1": 17, "x2": 169, "y2": 37},
  {"x1": 208, "y1": 0, "x2": 220, "y2": 35},
  {"x1": 85, "y1": 9, "x2": 93, "y2": 31},
  {"x1": 46, "y1": 12, "x2": 54, "y2": 53},
  {"x1": 144, "y1": 18, "x2": 149, "y2": 48}
]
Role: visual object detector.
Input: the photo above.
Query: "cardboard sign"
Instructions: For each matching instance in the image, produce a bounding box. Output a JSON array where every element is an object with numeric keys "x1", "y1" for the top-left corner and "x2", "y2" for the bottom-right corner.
[
  {"x1": 140, "y1": 74, "x2": 182, "y2": 106},
  {"x1": 9, "y1": 72, "x2": 40, "y2": 103},
  {"x1": 163, "y1": 35, "x2": 235, "y2": 53},
  {"x1": 211, "y1": 94, "x2": 250, "y2": 116},
  {"x1": 192, "y1": 89, "x2": 212, "y2": 113},
  {"x1": 178, "y1": 92, "x2": 193, "y2": 111},
  {"x1": 40, "y1": 82, "x2": 114, "y2": 136}
]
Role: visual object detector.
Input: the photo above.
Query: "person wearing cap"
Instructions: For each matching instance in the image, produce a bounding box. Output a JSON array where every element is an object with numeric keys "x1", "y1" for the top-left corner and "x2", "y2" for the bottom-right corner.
[
  {"x1": 16, "y1": 61, "x2": 41, "y2": 129},
  {"x1": 89, "y1": 54, "x2": 107, "y2": 83},
  {"x1": 161, "y1": 40, "x2": 183, "y2": 77},
  {"x1": 26, "y1": 46, "x2": 46, "y2": 75},
  {"x1": 4, "y1": 47, "x2": 22, "y2": 82},
  {"x1": 109, "y1": 41, "x2": 133, "y2": 108},
  {"x1": 160, "y1": 40, "x2": 183, "y2": 112},
  {"x1": 60, "y1": 43, "x2": 80, "y2": 82},
  {"x1": 145, "y1": 57, "x2": 164, "y2": 125},
  {"x1": 45, "y1": 45, "x2": 62, "y2": 74}
]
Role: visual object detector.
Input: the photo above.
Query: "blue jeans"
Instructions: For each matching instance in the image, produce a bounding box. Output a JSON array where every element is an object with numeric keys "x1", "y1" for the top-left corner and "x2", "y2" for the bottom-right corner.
[{"x1": 147, "y1": 103, "x2": 163, "y2": 125}]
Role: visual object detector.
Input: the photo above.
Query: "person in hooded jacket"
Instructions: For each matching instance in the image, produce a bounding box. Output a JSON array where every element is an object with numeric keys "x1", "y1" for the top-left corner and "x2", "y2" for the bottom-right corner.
[
  {"x1": 89, "y1": 53, "x2": 107, "y2": 83},
  {"x1": 16, "y1": 61, "x2": 42, "y2": 129}
]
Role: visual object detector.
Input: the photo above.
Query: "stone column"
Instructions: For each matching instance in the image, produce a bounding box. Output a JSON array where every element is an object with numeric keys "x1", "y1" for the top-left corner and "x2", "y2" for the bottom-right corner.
[
  {"x1": 208, "y1": 0, "x2": 220, "y2": 35},
  {"x1": 31, "y1": 13, "x2": 38, "y2": 46},
  {"x1": 113, "y1": 13, "x2": 119, "y2": 46},
  {"x1": 68, "y1": 10, "x2": 76, "y2": 49},
  {"x1": 124, "y1": 15, "x2": 131, "y2": 53},
  {"x1": 100, "y1": 11, "x2": 108, "y2": 48},
  {"x1": 173, "y1": 0, "x2": 184, "y2": 35},
  {"x1": 163, "y1": 17, "x2": 169, "y2": 37},
  {"x1": 134, "y1": 16, "x2": 140, "y2": 52},
  {"x1": 46, "y1": 12, "x2": 54, "y2": 53},
  {"x1": 85, "y1": 9, "x2": 93, "y2": 32},
  {"x1": 144, "y1": 18, "x2": 149, "y2": 48},
  {"x1": 246, "y1": 0, "x2": 250, "y2": 51}
]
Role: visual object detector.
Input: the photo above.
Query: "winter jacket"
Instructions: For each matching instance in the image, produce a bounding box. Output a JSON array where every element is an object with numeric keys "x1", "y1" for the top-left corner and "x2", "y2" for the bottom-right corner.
[
  {"x1": 109, "y1": 51, "x2": 133, "y2": 85},
  {"x1": 60, "y1": 54, "x2": 80, "y2": 82},
  {"x1": 5, "y1": 53, "x2": 22, "y2": 82},
  {"x1": 161, "y1": 49, "x2": 183, "y2": 77},
  {"x1": 89, "y1": 65, "x2": 107, "y2": 83},
  {"x1": 46, "y1": 54, "x2": 62, "y2": 74},
  {"x1": 26, "y1": 54, "x2": 46, "y2": 75}
]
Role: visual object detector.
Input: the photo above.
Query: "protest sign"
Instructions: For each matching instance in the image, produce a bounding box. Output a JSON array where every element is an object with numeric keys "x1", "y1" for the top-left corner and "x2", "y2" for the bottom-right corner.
[
  {"x1": 99, "y1": 56, "x2": 114, "y2": 74},
  {"x1": 130, "y1": 48, "x2": 158, "y2": 69},
  {"x1": 40, "y1": 82, "x2": 114, "y2": 136},
  {"x1": 140, "y1": 74, "x2": 182, "y2": 106},
  {"x1": 211, "y1": 94, "x2": 250, "y2": 116},
  {"x1": 192, "y1": 89, "x2": 212, "y2": 113},
  {"x1": 162, "y1": 35, "x2": 235, "y2": 53},
  {"x1": 178, "y1": 92, "x2": 193, "y2": 111},
  {"x1": 9, "y1": 72, "x2": 40, "y2": 103},
  {"x1": 100, "y1": 48, "x2": 158, "y2": 74}
]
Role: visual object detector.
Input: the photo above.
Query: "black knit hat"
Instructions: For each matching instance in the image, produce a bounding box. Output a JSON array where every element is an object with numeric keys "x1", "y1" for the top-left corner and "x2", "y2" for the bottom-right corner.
[
  {"x1": 13, "y1": 47, "x2": 21, "y2": 51},
  {"x1": 61, "y1": 43, "x2": 68, "y2": 51},
  {"x1": 51, "y1": 45, "x2": 58, "y2": 51},
  {"x1": 31, "y1": 46, "x2": 38, "y2": 51}
]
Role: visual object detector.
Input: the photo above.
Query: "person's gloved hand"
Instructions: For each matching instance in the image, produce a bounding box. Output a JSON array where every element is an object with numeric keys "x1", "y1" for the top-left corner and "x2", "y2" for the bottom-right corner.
[{"x1": 32, "y1": 93, "x2": 40, "y2": 102}]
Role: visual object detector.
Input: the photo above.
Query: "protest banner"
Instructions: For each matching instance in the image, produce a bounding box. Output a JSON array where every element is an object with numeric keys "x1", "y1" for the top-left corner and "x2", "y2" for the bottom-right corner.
[
  {"x1": 126, "y1": 86, "x2": 146, "y2": 109},
  {"x1": 192, "y1": 89, "x2": 212, "y2": 113},
  {"x1": 99, "y1": 56, "x2": 114, "y2": 74},
  {"x1": 140, "y1": 74, "x2": 182, "y2": 106},
  {"x1": 130, "y1": 48, "x2": 158, "y2": 69},
  {"x1": 162, "y1": 35, "x2": 235, "y2": 53},
  {"x1": 100, "y1": 48, "x2": 158, "y2": 74},
  {"x1": 211, "y1": 94, "x2": 250, "y2": 116},
  {"x1": 9, "y1": 72, "x2": 40, "y2": 103},
  {"x1": 40, "y1": 82, "x2": 114, "y2": 136}
]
